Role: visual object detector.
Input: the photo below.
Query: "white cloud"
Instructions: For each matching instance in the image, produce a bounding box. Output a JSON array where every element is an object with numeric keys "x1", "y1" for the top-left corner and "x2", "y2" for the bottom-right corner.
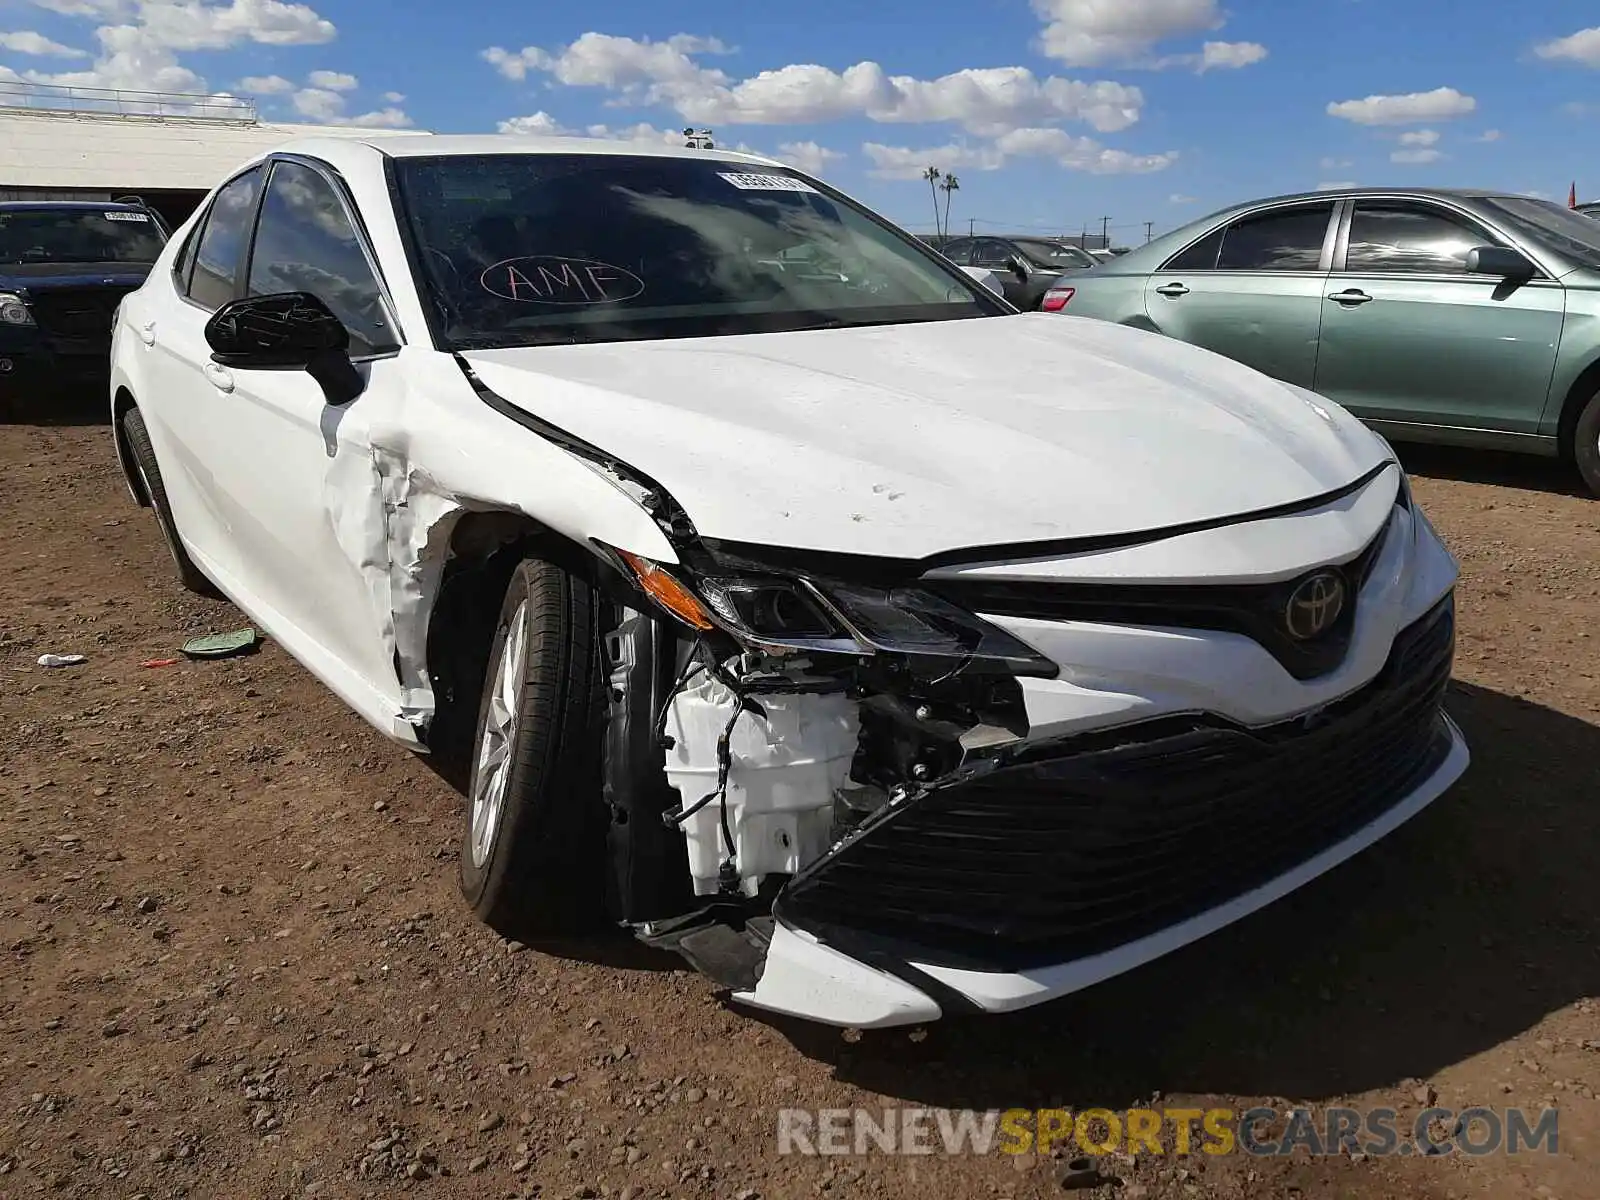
[
  {"x1": 1397, "y1": 128, "x2": 1440, "y2": 146},
  {"x1": 339, "y1": 106, "x2": 411, "y2": 128},
  {"x1": 773, "y1": 140, "x2": 844, "y2": 175},
  {"x1": 1169, "y1": 192, "x2": 1197, "y2": 203},
  {"x1": 1326, "y1": 87, "x2": 1476, "y2": 126},
  {"x1": 483, "y1": 33, "x2": 1146, "y2": 134},
  {"x1": 306, "y1": 68, "x2": 356, "y2": 90},
  {"x1": 1474, "y1": 129, "x2": 1503, "y2": 142},
  {"x1": 237, "y1": 73, "x2": 293, "y2": 93},
  {"x1": 1390, "y1": 147, "x2": 1443, "y2": 164},
  {"x1": 129, "y1": 0, "x2": 335, "y2": 51},
  {"x1": 290, "y1": 84, "x2": 342, "y2": 119},
  {"x1": 1198, "y1": 40, "x2": 1267, "y2": 71},
  {"x1": 483, "y1": 33, "x2": 729, "y2": 87},
  {"x1": 291, "y1": 83, "x2": 412, "y2": 127},
  {"x1": 13, "y1": 0, "x2": 338, "y2": 102},
  {"x1": 1319, "y1": 156, "x2": 1353, "y2": 169},
  {"x1": 383, "y1": 90, "x2": 404, "y2": 103},
  {"x1": 863, "y1": 130, "x2": 1176, "y2": 179},
  {"x1": 862, "y1": 141, "x2": 1003, "y2": 178},
  {"x1": 496, "y1": 111, "x2": 568, "y2": 136},
  {"x1": 0, "y1": 30, "x2": 89, "y2": 57},
  {"x1": 1031, "y1": 0, "x2": 1221, "y2": 66},
  {"x1": 1535, "y1": 27, "x2": 1600, "y2": 68},
  {"x1": 1316, "y1": 181, "x2": 1359, "y2": 190}
]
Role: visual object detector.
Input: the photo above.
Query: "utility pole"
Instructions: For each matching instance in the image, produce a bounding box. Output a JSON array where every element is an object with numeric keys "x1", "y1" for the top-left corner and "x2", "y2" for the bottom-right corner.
[
  {"x1": 1099, "y1": 215, "x2": 1111, "y2": 248},
  {"x1": 968, "y1": 217, "x2": 975, "y2": 236},
  {"x1": 1144, "y1": 221, "x2": 1155, "y2": 244}
]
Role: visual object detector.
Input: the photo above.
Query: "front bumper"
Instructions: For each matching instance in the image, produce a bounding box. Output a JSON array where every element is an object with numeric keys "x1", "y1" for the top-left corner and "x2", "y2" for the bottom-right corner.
[{"x1": 732, "y1": 490, "x2": 1467, "y2": 1026}]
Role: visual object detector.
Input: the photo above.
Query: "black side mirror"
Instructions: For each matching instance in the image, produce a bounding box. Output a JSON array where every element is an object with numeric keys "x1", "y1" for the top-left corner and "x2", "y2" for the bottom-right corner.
[
  {"x1": 1006, "y1": 254, "x2": 1031, "y2": 282},
  {"x1": 204, "y1": 292, "x2": 365, "y2": 405},
  {"x1": 1464, "y1": 245, "x2": 1534, "y2": 280}
]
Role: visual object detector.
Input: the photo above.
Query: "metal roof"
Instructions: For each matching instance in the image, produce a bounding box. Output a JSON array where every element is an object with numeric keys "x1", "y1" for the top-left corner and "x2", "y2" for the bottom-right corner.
[{"x1": 0, "y1": 109, "x2": 430, "y2": 192}]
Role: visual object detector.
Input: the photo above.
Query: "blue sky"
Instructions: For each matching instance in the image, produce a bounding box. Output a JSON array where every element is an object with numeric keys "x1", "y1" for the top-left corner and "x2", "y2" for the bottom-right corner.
[{"x1": 3, "y1": 1, "x2": 1600, "y2": 242}]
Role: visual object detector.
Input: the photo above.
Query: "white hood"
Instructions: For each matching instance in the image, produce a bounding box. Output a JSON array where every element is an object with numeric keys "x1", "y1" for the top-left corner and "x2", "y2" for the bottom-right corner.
[{"x1": 462, "y1": 314, "x2": 1391, "y2": 560}]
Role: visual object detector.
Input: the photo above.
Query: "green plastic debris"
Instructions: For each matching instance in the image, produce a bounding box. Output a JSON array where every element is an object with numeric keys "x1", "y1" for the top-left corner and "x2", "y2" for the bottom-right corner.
[{"x1": 181, "y1": 627, "x2": 260, "y2": 660}]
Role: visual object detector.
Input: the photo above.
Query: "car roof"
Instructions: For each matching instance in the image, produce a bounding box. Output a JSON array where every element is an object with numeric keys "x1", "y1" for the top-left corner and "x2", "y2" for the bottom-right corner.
[
  {"x1": 272, "y1": 132, "x2": 782, "y2": 169},
  {"x1": 1231, "y1": 185, "x2": 1528, "y2": 206}
]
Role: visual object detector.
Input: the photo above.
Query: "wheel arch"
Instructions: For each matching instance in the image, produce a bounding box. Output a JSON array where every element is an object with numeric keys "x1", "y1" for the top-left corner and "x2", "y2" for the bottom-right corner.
[
  {"x1": 111, "y1": 387, "x2": 150, "y2": 507},
  {"x1": 419, "y1": 508, "x2": 624, "y2": 777},
  {"x1": 1556, "y1": 354, "x2": 1600, "y2": 461}
]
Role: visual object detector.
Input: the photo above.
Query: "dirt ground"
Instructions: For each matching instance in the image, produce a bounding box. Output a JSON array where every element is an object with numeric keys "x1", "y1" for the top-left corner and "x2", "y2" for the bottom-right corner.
[{"x1": 2, "y1": 406, "x2": 1599, "y2": 1200}]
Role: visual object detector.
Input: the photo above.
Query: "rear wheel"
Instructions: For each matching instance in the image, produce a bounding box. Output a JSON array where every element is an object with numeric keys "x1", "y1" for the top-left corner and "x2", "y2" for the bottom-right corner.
[
  {"x1": 1576, "y1": 390, "x2": 1600, "y2": 497},
  {"x1": 121, "y1": 406, "x2": 217, "y2": 596},
  {"x1": 458, "y1": 558, "x2": 609, "y2": 936}
]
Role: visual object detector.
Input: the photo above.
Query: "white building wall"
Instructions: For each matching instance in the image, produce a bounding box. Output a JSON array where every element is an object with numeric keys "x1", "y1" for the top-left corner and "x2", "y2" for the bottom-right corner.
[{"x1": 0, "y1": 110, "x2": 430, "y2": 193}]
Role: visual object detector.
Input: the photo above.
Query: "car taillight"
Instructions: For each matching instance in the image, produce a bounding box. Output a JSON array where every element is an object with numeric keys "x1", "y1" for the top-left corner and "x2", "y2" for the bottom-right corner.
[{"x1": 1040, "y1": 287, "x2": 1075, "y2": 312}]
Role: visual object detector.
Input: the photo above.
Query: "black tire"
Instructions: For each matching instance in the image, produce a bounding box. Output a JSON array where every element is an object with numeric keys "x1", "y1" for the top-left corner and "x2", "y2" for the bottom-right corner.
[
  {"x1": 121, "y1": 406, "x2": 218, "y2": 596},
  {"x1": 1575, "y1": 390, "x2": 1600, "y2": 497},
  {"x1": 458, "y1": 557, "x2": 608, "y2": 936}
]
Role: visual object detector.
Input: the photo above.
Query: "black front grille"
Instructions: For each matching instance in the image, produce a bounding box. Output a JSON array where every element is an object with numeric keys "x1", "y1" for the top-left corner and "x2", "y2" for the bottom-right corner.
[
  {"x1": 29, "y1": 286, "x2": 136, "y2": 357},
  {"x1": 777, "y1": 596, "x2": 1456, "y2": 972},
  {"x1": 929, "y1": 516, "x2": 1395, "y2": 681}
]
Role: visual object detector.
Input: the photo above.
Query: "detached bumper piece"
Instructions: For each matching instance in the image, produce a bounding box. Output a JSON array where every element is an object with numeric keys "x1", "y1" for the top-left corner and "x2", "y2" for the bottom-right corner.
[{"x1": 776, "y1": 595, "x2": 1456, "y2": 974}]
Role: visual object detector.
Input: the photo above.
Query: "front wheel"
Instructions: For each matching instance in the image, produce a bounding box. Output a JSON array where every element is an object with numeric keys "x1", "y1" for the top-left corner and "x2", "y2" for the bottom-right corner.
[
  {"x1": 458, "y1": 558, "x2": 608, "y2": 936},
  {"x1": 1575, "y1": 390, "x2": 1600, "y2": 497}
]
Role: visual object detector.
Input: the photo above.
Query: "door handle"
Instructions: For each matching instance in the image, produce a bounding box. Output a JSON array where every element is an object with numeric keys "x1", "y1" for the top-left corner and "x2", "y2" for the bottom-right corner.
[
  {"x1": 1327, "y1": 289, "x2": 1373, "y2": 306},
  {"x1": 202, "y1": 362, "x2": 235, "y2": 393},
  {"x1": 1154, "y1": 283, "x2": 1191, "y2": 297},
  {"x1": 137, "y1": 321, "x2": 156, "y2": 346}
]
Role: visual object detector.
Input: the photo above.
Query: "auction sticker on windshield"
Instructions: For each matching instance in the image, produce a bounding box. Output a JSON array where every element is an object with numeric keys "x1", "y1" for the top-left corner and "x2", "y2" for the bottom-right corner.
[
  {"x1": 718, "y1": 173, "x2": 819, "y2": 193},
  {"x1": 104, "y1": 211, "x2": 150, "y2": 222}
]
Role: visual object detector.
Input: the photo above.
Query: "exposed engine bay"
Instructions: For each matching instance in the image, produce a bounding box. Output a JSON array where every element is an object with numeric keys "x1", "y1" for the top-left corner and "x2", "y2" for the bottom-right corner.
[{"x1": 597, "y1": 565, "x2": 1044, "y2": 993}]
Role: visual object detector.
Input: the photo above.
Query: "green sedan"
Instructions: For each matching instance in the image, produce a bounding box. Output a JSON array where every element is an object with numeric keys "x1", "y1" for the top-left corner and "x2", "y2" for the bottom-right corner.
[{"x1": 1049, "y1": 187, "x2": 1600, "y2": 494}]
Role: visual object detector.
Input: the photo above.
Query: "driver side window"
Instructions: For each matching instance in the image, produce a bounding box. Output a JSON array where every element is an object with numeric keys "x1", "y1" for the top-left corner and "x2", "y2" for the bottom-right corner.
[{"x1": 245, "y1": 160, "x2": 396, "y2": 357}]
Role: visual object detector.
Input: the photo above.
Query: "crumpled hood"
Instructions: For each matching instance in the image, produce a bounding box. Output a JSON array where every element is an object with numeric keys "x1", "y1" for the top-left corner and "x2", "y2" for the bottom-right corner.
[{"x1": 462, "y1": 313, "x2": 1391, "y2": 560}]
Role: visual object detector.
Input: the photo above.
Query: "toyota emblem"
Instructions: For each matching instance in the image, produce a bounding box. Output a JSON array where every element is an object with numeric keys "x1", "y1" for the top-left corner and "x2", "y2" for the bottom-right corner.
[{"x1": 1284, "y1": 571, "x2": 1346, "y2": 641}]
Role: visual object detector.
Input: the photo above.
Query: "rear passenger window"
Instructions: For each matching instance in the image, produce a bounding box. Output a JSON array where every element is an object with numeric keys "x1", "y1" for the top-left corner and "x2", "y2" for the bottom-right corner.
[
  {"x1": 188, "y1": 167, "x2": 262, "y2": 310},
  {"x1": 1216, "y1": 204, "x2": 1333, "y2": 271},
  {"x1": 1165, "y1": 227, "x2": 1224, "y2": 271}
]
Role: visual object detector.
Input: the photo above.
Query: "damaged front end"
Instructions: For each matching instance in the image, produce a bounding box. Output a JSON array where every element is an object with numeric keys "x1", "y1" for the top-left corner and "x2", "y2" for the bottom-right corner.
[{"x1": 597, "y1": 542, "x2": 1059, "y2": 999}]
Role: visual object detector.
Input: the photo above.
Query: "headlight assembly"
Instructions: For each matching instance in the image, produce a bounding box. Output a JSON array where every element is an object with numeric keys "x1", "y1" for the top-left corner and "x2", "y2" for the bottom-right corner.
[{"x1": 608, "y1": 547, "x2": 1058, "y2": 678}]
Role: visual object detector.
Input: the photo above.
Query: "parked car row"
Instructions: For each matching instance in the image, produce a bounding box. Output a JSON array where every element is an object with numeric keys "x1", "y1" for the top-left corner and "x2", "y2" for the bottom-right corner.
[
  {"x1": 91, "y1": 136, "x2": 1469, "y2": 1029},
  {"x1": 1048, "y1": 188, "x2": 1600, "y2": 494}
]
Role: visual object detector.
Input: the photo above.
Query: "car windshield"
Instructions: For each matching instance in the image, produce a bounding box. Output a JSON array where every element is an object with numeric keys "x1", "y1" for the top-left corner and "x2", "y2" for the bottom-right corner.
[
  {"x1": 1481, "y1": 196, "x2": 1600, "y2": 271},
  {"x1": 0, "y1": 208, "x2": 164, "y2": 265},
  {"x1": 392, "y1": 153, "x2": 1003, "y2": 349},
  {"x1": 1013, "y1": 239, "x2": 1095, "y2": 268}
]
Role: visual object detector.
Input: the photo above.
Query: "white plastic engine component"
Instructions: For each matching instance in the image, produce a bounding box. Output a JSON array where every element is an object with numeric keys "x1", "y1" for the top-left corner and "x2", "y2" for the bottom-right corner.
[{"x1": 662, "y1": 672, "x2": 861, "y2": 897}]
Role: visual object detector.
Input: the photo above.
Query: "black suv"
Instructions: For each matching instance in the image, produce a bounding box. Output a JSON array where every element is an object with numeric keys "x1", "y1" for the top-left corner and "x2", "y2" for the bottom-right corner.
[{"x1": 0, "y1": 200, "x2": 168, "y2": 413}]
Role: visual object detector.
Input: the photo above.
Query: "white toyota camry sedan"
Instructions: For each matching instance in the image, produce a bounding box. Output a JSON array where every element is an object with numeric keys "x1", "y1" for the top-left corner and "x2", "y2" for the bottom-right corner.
[{"x1": 109, "y1": 135, "x2": 1468, "y2": 1028}]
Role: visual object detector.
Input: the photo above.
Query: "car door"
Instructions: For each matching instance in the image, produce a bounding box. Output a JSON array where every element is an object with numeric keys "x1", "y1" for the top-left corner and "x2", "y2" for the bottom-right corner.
[
  {"x1": 1313, "y1": 199, "x2": 1565, "y2": 434},
  {"x1": 139, "y1": 164, "x2": 267, "y2": 581},
  {"x1": 210, "y1": 157, "x2": 413, "y2": 717},
  {"x1": 1143, "y1": 201, "x2": 1336, "y2": 387},
  {"x1": 973, "y1": 238, "x2": 1030, "y2": 307}
]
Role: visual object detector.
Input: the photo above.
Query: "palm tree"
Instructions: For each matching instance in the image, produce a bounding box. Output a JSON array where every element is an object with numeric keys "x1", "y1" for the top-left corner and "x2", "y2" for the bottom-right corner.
[
  {"x1": 939, "y1": 173, "x2": 961, "y2": 241},
  {"x1": 922, "y1": 166, "x2": 942, "y2": 240}
]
